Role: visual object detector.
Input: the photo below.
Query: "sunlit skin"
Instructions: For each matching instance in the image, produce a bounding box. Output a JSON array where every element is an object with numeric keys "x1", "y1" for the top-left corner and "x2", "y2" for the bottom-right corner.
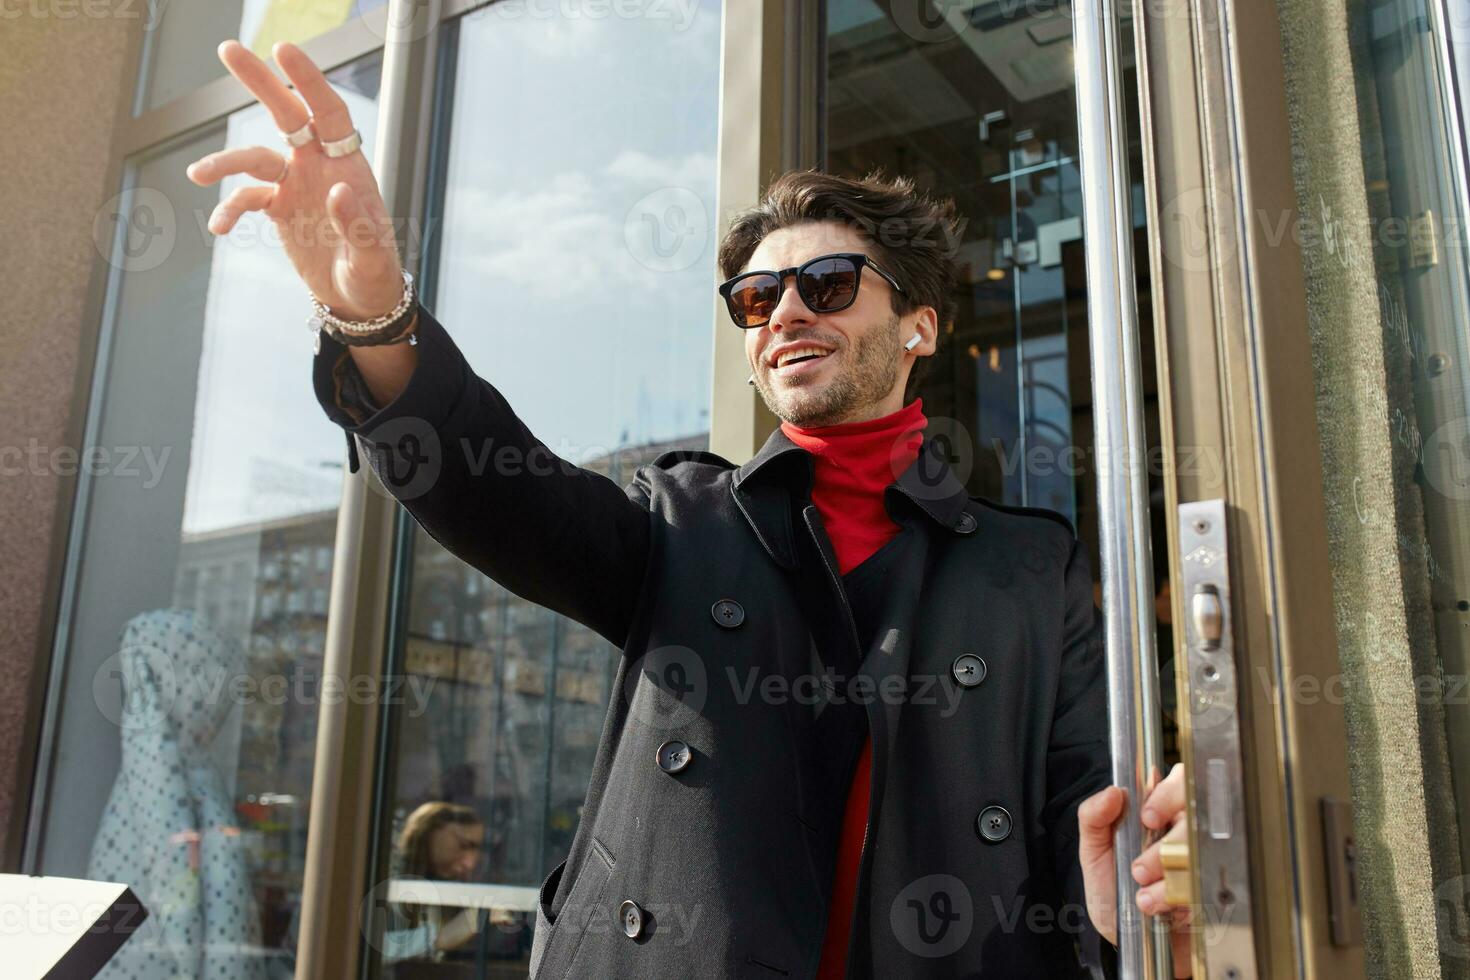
[{"x1": 741, "y1": 221, "x2": 937, "y2": 427}]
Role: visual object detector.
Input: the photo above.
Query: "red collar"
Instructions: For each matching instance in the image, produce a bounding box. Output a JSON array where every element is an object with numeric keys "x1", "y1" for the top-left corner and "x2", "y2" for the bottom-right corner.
[{"x1": 779, "y1": 399, "x2": 928, "y2": 574}]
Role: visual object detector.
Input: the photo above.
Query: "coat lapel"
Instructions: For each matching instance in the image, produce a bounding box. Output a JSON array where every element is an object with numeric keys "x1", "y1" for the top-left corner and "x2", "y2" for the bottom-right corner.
[{"x1": 730, "y1": 422, "x2": 975, "y2": 569}]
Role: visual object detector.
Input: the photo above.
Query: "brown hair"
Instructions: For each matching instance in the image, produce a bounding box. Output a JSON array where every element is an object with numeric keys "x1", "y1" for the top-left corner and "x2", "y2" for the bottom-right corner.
[
  {"x1": 394, "y1": 801, "x2": 484, "y2": 926},
  {"x1": 717, "y1": 167, "x2": 964, "y2": 401}
]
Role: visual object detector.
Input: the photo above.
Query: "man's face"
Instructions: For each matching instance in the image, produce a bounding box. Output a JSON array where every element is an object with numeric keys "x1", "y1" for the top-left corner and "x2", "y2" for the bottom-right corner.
[{"x1": 742, "y1": 222, "x2": 925, "y2": 427}]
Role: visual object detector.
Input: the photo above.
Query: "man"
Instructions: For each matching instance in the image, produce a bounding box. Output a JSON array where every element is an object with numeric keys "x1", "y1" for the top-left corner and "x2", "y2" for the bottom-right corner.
[{"x1": 189, "y1": 39, "x2": 1192, "y2": 978}]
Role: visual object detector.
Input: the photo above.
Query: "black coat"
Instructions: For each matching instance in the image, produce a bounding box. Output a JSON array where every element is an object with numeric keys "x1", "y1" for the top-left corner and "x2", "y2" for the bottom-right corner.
[{"x1": 316, "y1": 306, "x2": 1120, "y2": 979}]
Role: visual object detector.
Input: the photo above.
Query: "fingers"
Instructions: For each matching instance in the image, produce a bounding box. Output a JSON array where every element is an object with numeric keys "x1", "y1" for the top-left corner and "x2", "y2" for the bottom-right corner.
[
  {"x1": 1142, "y1": 762, "x2": 1187, "y2": 830},
  {"x1": 326, "y1": 181, "x2": 387, "y2": 255},
  {"x1": 1130, "y1": 814, "x2": 1184, "y2": 887},
  {"x1": 1135, "y1": 875, "x2": 1194, "y2": 918},
  {"x1": 186, "y1": 146, "x2": 288, "y2": 187},
  {"x1": 207, "y1": 185, "x2": 276, "y2": 235},
  {"x1": 1131, "y1": 838, "x2": 1162, "y2": 887},
  {"x1": 274, "y1": 41, "x2": 357, "y2": 145},
  {"x1": 217, "y1": 40, "x2": 310, "y2": 134},
  {"x1": 1076, "y1": 785, "x2": 1126, "y2": 856}
]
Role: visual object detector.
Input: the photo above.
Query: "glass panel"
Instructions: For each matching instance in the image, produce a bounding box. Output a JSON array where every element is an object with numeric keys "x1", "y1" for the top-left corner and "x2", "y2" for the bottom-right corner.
[
  {"x1": 38, "y1": 54, "x2": 381, "y2": 978},
  {"x1": 822, "y1": 0, "x2": 1181, "y2": 758},
  {"x1": 137, "y1": 0, "x2": 388, "y2": 113},
  {"x1": 362, "y1": 7, "x2": 721, "y2": 976}
]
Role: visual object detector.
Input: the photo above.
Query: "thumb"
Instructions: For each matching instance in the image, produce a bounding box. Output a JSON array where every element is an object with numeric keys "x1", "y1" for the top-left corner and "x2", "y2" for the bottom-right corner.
[
  {"x1": 326, "y1": 181, "x2": 401, "y2": 313},
  {"x1": 1077, "y1": 785, "x2": 1126, "y2": 856},
  {"x1": 326, "y1": 180, "x2": 373, "y2": 252}
]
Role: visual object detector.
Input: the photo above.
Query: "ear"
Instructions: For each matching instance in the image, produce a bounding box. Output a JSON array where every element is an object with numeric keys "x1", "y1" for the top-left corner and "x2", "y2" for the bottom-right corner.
[{"x1": 904, "y1": 305, "x2": 941, "y2": 358}]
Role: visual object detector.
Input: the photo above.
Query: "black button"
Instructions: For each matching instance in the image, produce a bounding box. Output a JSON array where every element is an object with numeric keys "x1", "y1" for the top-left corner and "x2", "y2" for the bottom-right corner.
[
  {"x1": 711, "y1": 598, "x2": 745, "y2": 628},
  {"x1": 619, "y1": 899, "x2": 644, "y2": 938},
  {"x1": 656, "y1": 739, "x2": 692, "y2": 774},
  {"x1": 976, "y1": 805, "x2": 1012, "y2": 843},
  {"x1": 955, "y1": 512, "x2": 977, "y2": 534},
  {"x1": 952, "y1": 654, "x2": 987, "y2": 688}
]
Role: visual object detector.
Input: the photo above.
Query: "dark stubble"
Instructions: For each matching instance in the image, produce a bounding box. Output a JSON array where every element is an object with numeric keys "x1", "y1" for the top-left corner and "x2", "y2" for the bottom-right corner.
[{"x1": 758, "y1": 310, "x2": 905, "y2": 427}]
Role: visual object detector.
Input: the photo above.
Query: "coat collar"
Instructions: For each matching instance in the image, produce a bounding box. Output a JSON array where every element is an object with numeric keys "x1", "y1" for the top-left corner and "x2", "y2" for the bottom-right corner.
[{"x1": 730, "y1": 423, "x2": 973, "y2": 571}]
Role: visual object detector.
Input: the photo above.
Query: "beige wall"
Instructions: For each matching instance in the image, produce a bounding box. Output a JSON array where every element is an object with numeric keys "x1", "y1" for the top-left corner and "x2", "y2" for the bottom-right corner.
[{"x1": 0, "y1": 9, "x2": 136, "y2": 866}]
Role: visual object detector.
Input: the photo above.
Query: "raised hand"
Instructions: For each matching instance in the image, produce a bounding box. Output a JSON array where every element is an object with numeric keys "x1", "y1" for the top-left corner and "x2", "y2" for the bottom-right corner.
[{"x1": 185, "y1": 39, "x2": 404, "y2": 321}]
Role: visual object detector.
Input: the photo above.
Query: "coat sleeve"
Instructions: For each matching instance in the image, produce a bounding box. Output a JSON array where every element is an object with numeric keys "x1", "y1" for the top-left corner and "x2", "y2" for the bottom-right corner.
[
  {"x1": 1044, "y1": 536, "x2": 1120, "y2": 979},
  {"x1": 312, "y1": 303, "x2": 653, "y2": 649}
]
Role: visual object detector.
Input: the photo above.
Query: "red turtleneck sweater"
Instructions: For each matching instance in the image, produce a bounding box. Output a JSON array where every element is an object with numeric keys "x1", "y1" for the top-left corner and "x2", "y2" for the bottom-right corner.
[{"x1": 779, "y1": 397, "x2": 927, "y2": 979}]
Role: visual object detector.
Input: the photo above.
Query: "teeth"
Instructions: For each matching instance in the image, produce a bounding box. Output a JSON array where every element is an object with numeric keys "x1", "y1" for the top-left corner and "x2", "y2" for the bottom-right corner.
[{"x1": 776, "y1": 347, "x2": 831, "y2": 368}]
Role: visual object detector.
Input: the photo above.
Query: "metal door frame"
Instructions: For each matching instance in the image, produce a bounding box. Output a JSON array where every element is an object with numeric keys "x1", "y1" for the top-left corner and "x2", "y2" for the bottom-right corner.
[{"x1": 1131, "y1": 0, "x2": 1366, "y2": 974}]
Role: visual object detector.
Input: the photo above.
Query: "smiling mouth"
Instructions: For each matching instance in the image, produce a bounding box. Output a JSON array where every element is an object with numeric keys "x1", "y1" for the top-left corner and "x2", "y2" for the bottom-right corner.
[{"x1": 770, "y1": 345, "x2": 837, "y2": 371}]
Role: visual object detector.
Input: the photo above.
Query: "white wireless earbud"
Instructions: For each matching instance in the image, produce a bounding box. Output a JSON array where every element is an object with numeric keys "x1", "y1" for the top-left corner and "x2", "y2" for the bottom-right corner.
[
  {"x1": 747, "y1": 374, "x2": 756, "y2": 386},
  {"x1": 904, "y1": 335, "x2": 922, "y2": 351}
]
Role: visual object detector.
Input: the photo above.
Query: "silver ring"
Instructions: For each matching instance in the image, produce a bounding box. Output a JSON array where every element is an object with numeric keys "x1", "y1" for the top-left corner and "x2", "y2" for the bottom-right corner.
[
  {"x1": 320, "y1": 128, "x2": 363, "y2": 158},
  {"x1": 274, "y1": 157, "x2": 290, "y2": 185},
  {"x1": 280, "y1": 121, "x2": 315, "y2": 148}
]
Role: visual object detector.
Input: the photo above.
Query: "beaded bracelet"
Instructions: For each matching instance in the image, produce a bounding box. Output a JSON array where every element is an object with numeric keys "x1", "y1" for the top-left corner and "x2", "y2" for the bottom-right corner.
[{"x1": 309, "y1": 268, "x2": 418, "y2": 353}]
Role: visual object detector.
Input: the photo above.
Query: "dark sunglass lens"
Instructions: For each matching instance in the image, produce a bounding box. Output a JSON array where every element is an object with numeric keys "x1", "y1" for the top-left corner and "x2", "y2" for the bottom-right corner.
[
  {"x1": 799, "y1": 258, "x2": 858, "y2": 311},
  {"x1": 729, "y1": 274, "x2": 781, "y2": 326}
]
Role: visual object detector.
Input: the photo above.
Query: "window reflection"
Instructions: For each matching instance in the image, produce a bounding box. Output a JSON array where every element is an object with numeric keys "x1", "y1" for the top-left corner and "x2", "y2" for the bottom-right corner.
[
  {"x1": 366, "y1": 8, "x2": 721, "y2": 977},
  {"x1": 137, "y1": 0, "x2": 389, "y2": 113},
  {"x1": 40, "y1": 54, "x2": 381, "y2": 979}
]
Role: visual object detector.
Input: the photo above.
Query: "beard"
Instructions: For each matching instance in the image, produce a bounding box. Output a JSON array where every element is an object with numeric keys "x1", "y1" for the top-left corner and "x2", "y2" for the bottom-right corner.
[{"x1": 755, "y1": 310, "x2": 905, "y2": 427}]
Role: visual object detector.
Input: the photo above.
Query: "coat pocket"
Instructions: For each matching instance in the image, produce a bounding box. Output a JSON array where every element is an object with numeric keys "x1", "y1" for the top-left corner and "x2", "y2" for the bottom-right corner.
[
  {"x1": 529, "y1": 857, "x2": 566, "y2": 978},
  {"x1": 530, "y1": 838, "x2": 615, "y2": 979}
]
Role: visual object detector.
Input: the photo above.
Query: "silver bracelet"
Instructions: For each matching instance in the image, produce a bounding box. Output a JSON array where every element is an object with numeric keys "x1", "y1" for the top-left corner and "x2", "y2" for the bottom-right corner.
[{"x1": 308, "y1": 269, "x2": 415, "y2": 353}]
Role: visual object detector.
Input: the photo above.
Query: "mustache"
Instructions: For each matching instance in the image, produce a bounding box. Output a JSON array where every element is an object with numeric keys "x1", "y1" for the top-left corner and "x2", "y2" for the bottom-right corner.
[{"x1": 761, "y1": 335, "x2": 845, "y2": 360}]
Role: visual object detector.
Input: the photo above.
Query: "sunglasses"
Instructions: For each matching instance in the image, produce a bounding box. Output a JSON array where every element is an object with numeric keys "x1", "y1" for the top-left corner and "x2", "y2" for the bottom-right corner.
[{"x1": 717, "y1": 252, "x2": 905, "y2": 329}]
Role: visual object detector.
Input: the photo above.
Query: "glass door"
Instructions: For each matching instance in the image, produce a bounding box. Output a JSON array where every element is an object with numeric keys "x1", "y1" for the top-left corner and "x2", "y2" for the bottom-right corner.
[{"x1": 823, "y1": 0, "x2": 1180, "y2": 973}]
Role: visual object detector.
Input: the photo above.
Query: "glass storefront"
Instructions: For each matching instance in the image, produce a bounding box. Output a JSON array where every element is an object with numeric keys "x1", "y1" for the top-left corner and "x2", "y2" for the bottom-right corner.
[
  {"x1": 34, "y1": 53, "x2": 382, "y2": 978},
  {"x1": 357, "y1": 7, "x2": 722, "y2": 975},
  {"x1": 32, "y1": 0, "x2": 1470, "y2": 974}
]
